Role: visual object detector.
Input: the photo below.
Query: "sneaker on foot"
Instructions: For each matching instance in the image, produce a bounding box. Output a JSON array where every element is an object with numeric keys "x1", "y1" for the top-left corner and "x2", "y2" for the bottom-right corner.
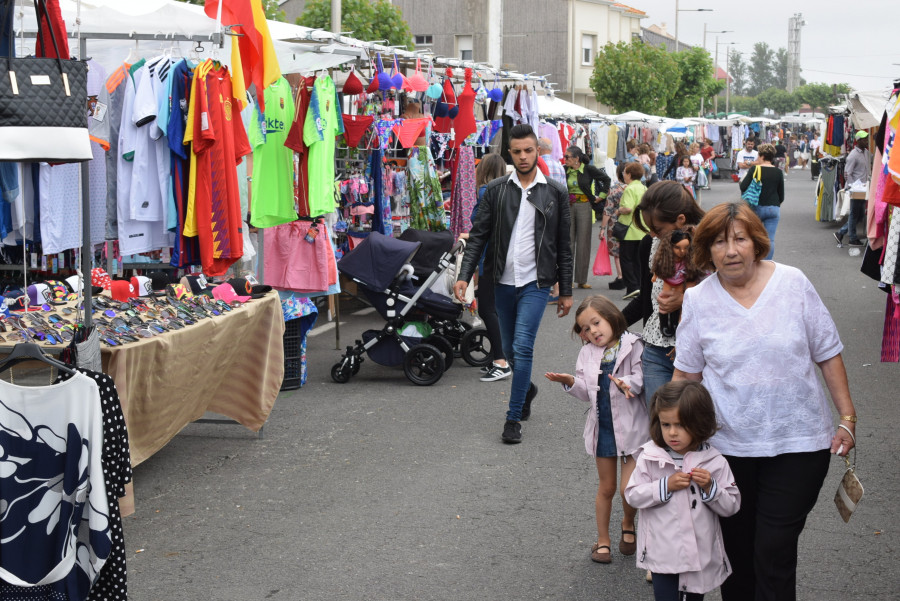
[
  {"x1": 847, "y1": 239, "x2": 865, "y2": 247},
  {"x1": 521, "y1": 383, "x2": 538, "y2": 421},
  {"x1": 480, "y1": 365, "x2": 492, "y2": 374},
  {"x1": 501, "y1": 420, "x2": 522, "y2": 444},
  {"x1": 480, "y1": 364, "x2": 512, "y2": 382},
  {"x1": 833, "y1": 232, "x2": 843, "y2": 247}
]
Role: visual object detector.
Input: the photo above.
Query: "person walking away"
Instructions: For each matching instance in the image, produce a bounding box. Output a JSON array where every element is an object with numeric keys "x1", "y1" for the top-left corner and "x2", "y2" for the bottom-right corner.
[
  {"x1": 615, "y1": 162, "x2": 648, "y2": 299},
  {"x1": 601, "y1": 163, "x2": 627, "y2": 290},
  {"x1": 834, "y1": 131, "x2": 872, "y2": 247},
  {"x1": 545, "y1": 295, "x2": 647, "y2": 564},
  {"x1": 740, "y1": 143, "x2": 784, "y2": 259},
  {"x1": 564, "y1": 146, "x2": 611, "y2": 289},
  {"x1": 469, "y1": 153, "x2": 512, "y2": 382},
  {"x1": 773, "y1": 137, "x2": 787, "y2": 173},
  {"x1": 735, "y1": 139, "x2": 758, "y2": 182},
  {"x1": 674, "y1": 202, "x2": 857, "y2": 601},
  {"x1": 455, "y1": 124, "x2": 574, "y2": 444},
  {"x1": 809, "y1": 131, "x2": 822, "y2": 180},
  {"x1": 625, "y1": 381, "x2": 741, "y2": 601}
]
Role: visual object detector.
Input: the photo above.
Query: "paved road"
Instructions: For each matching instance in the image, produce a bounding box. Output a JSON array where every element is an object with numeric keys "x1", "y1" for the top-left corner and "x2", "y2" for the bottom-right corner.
[{"x1": 123, "y1": 169, "x2": 897, "y2": 601}]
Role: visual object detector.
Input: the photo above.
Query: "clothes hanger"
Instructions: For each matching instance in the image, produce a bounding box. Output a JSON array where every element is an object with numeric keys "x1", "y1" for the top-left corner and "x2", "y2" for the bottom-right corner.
[{"x1": 0, "y1": 336, "x2": 76, "y2": 376}]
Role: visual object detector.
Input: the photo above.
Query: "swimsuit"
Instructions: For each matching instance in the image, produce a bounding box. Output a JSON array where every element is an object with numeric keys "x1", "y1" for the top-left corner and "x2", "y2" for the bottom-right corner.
[
  {"x1": 342, "y1": 114, "x2": 374, "y2": 148},
  {"x1": 374, "y1": 119, "x2": 396, "y2": 150},
  {"x1": 392, "y1": 117, "x2": 430, "y2": 148}
]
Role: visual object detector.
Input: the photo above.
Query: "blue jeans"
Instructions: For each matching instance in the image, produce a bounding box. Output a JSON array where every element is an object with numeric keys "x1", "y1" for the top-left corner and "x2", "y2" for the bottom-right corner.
[
  {"x1": 837, "y1": 198, "x2": 865, "y2": 243},
  {"x1": 752, "y1": 204, "x2": 780, "y2": 260},
  {"x1": 494, "y1": 281, "x2": 551, "y2": 421},
  {"x1": 642, "y1": 343, "x2": 675, "y2": 411}
]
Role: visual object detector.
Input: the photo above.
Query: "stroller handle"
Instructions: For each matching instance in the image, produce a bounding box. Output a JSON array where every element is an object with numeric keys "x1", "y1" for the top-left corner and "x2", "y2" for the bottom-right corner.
[{"x1": 450, "y1": 238, "x2": 466, "y2": 255}]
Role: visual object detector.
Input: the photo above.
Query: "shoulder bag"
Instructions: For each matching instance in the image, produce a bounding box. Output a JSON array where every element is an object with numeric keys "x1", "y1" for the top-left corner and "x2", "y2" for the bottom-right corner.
[
  {"x1": 834, "y1": 424, "x2": 863, "y2": 523},
  {"x1": 0, "y1": 0, "x2": 92, "y2": 162},
  {"x1": 741, "y1": 165, "x2": 763, "y2": 206}
]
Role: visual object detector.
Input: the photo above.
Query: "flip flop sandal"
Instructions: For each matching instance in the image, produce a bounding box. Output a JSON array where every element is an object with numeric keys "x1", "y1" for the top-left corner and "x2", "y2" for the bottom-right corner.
[{"x1": 590, "y1": 543, "x2": 612, "y2": 564}]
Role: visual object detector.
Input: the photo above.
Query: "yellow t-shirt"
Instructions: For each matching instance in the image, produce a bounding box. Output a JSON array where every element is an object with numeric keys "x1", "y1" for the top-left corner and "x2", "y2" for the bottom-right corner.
[{"x1": 618, "y1": 180, "x2": 648, "y2": 241}]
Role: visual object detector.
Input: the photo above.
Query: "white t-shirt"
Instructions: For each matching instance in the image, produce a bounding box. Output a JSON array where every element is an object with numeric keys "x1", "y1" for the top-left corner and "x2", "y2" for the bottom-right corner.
[
  {"x1": 499, "y1": 170, "x2": 544, "y2": 286},
  {"x1": 674, "y1": 263, "x2": 843, "y2": 457},
  {"x1": 735, "y1": 149, "x2": 758, "y2": 181}
]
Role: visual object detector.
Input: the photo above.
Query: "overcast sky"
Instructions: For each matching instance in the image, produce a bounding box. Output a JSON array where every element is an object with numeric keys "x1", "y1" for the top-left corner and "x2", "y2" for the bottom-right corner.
[{"x1": 630, "y1": 0, "x2": 897, "y2": 93}]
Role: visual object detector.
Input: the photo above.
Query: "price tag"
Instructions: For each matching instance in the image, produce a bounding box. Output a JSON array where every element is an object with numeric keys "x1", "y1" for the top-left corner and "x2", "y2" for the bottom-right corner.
[
  {"x1": 244, "y1": 273, "x2": 259, "y2": 285},
  {"x1": 51, "y1": 257, "x2": 58, "y2": 274},
  {"x1": 57, "y1": 252, "x2": 65, "y2": 269},
  {"x1": 30, "y1": 252, "x2": 37, "y2": 269},
  {"x1": 41, "y1": 255, "x2": 48, "y2": 271},
  {"x1": 197, "y1": 273, "x2": 209, "y2": 288}
]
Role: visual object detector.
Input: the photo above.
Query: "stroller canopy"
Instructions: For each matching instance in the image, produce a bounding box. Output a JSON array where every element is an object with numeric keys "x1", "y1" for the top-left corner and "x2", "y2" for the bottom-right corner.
[
  {"x1": 398, "y1": 229, "x2": 455, "y2": 283},
  {"x1": 338, "y1": 232, "x2": 421, "y2": 291}
]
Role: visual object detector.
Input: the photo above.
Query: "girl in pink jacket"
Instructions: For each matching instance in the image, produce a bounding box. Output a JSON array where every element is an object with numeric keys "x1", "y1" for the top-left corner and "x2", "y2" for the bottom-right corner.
[
  {"x1": 545, "y1": 295, "x2": 647, "y2": 565},
  {"x1": 625, "y1": 381, "x2": 741, "y2": 600}
]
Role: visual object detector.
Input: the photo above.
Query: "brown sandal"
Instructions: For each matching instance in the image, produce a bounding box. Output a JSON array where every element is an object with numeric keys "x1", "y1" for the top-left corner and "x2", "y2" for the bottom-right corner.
[
  {"x1": 619, "y1": 529, "x2": 637, "y2": 556},
  {"x1": 590, "y1": 543, "x2": 612, "y2": 564},
  {"x1": 578, "y1": 283, "x2": 593, "y2": 289}
]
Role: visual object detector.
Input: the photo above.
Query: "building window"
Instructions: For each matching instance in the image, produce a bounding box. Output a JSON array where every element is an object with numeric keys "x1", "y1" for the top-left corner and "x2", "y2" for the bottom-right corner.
[
  {"x1": 582, "y1": 34, "x2": 595, "y2": 65},
  {"x1": 456, "y1": 35, "x2": 473, "y2": 61},
  {"x1": 414, "y1": 34, "x2": 433, "y2": 46}
]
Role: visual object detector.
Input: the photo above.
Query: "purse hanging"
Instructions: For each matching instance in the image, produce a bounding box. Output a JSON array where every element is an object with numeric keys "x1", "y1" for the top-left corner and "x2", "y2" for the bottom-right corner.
[
  {"x1": 0, "y1": 0, "x2": 91, "y2": 162},
  {"x1": 833, "y1": 424, "x2": 863, "y2": 523},
  {"x1": 741, "y1": 165, "x2": 763, "y2": 206}
]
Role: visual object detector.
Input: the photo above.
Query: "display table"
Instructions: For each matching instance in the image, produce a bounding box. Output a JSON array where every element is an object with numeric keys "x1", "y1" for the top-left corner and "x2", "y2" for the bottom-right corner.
[{"x1": 98, "y1": 291, "x2": 285, "y2": 466}]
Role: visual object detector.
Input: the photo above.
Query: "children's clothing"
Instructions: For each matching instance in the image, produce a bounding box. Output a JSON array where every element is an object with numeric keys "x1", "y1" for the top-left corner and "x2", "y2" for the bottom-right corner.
[
  {"x1": 625, "y1": 440, "x2": 741, "y2": 596},
  {"x1": 565, "y1": 331, "x2": 648, "y2": 457}
]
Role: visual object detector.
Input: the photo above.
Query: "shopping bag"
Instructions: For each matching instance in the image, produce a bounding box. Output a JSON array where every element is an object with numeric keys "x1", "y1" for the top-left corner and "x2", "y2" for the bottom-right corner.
[
  {"x1": 697, "y1": 168, "x2": 708, "y2": 188},
  {"x1": 593, "y1": 237, "x2": 612, "y2": 276},
  {"x1": 741, "y1": 166, "x2": 763, "y2": 206}
]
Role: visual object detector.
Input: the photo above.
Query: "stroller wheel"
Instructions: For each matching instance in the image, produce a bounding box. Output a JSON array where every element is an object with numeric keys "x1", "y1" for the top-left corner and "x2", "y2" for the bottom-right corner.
[
  {"x1": 460, "y1": 327, "x2": 492, "y2": 368},
  {"x1": 331, "y1": 362, "x2": 352, "y2": 384},
  {"x1": 403, "y1": 343, "x2": 445, "y2": 386},
  {"x1": 423, "y1": 335, "x2": 454, "y2": 370}
]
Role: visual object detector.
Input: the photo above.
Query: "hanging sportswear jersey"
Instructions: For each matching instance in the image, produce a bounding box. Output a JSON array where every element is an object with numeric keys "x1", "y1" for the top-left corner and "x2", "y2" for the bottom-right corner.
[
  {"x1": 284, "y1": 75, "x2": 316, "y2": 217},
  {"x1": 249, "y1": 76, "x2": 296, "y2": 228},
  {"x1": 104, "y1": 63, "x2": 131, "y2": 241},
  {"x1": 167, "y1": 59, "x2": 201, "y2": 268},
  {"x1": 189, "y1": 61, "x2": 251, "y2": 275},
  {"x1": 302, "y1": 75, "x2": 344, "y2": 217}
]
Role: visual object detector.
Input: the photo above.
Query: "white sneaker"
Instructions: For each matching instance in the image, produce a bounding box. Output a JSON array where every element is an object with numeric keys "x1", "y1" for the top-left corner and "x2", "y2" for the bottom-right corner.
[{"x1": 480, "y1": 365, "x2": 512, "y2": 382}]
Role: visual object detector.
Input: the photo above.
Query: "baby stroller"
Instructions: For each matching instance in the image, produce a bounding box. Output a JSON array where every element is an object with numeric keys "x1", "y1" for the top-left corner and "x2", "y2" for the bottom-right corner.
[{"x1": 332, "y1": 231, "x2": 488, "y2": 385}]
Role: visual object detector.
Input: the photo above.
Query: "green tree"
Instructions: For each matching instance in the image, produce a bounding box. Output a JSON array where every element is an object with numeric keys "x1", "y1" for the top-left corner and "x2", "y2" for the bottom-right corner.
[
  {"x1": 757, "y1": 87, "x2": 799, "y2": 116},
  {"x1": 747, "y1": 42, "x2": 775, "y2": 96},
  {"x1": 176, "y1": 0, "x2": 286, "y2": 22},
  {"x1": 774, "y1": 47, "x2": 788, "y2": 89},
  {"x1": 728, "y1": 96, "x2": 762, "y2": 116},
  {"x1": 727, "y1": 48, "x2": 747, "y2": 96},
  {"x1": 795, "y1": 82, "x2": 839, "y2": 112},
  {"x1": 589, "y1": 41, "x2": 680, "y2": 114},
  {"x1": 297, "y1": 0, "x2": 413, "y2": 49},
  {"x1": 666, "y1": 47, "x2": 720, "y2": 118}
]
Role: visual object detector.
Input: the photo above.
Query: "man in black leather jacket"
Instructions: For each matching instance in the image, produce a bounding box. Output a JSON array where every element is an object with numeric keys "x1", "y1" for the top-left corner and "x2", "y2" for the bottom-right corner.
[{"x1": 454, "y1": 124, "x2": 573, "y2": 444}]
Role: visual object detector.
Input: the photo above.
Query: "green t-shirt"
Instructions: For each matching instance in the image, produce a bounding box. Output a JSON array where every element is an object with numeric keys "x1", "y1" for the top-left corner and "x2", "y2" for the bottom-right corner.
[
  {"x1": 249, "y1": 77, "x2": 296, "y2": 228},
  {"x1": 618, "y1": 180, "x2": 648, "y2": 241},
  {"x1": 303, "y1": 76, "x2": 344, "y2": 217}
]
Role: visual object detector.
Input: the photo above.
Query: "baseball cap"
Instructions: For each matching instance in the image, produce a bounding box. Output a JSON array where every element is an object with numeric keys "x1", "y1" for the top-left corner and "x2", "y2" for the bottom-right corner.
[
  {"x1": 27, "y1": 283, "x2": 51, "y2": 306},
  {"x1": 130, "y1": 276, "x2": 153, "y2": 297},
  {"x1": 212, "y1": 282, "x2": 251, "y2": 304},
  {"x1": 91, "y1": 267, "x2": 112, "y2": 290},
  {"x1": 854, "y1": 130, "x2": 868, "y2": 140},
  {"x1": 180, "y1": 274, "x2": 212, "y2": 296},
  {"x1": 226, "y1": 277, "x2": 271, "y2": 299},
  {"x1": 110, "y1": 279, "x2": 137, "y2": 302}
]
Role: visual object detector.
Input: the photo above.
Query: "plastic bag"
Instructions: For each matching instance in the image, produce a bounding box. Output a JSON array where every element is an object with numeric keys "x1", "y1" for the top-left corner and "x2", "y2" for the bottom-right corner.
[{"x1": 593, "y1": 237, "x2": 612, "y2": 276}]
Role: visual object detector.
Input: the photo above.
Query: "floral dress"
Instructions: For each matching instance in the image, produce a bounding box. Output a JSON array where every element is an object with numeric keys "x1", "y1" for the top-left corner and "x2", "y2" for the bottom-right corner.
[
  {"x1": 603, "y1": 183, "x2": 624, "y2": 257},
  {"x1": 407, "y1": 145, "x2": 446, "y2": 231}
]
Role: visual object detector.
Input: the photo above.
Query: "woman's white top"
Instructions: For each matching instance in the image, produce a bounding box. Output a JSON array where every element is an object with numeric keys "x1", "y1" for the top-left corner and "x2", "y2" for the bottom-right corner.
[{"x1": 674, "y1": 263, "x2": 843, "y2": 457}]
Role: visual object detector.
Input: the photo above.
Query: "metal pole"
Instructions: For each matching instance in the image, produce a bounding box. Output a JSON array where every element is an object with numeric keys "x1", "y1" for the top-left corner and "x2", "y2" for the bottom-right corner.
[
  {"x1": 570, "y1": 0, "x2": 576, "y2": 103},
  {"x1": 79, "y1": 36, "x2": 92, "y2": 329},
  {"x1": 725, "y1": 47, "x2": 730, "y2": 115},
  {"x1": 700, "y1": 23, "x2": 706, "y2": 116},
  {"x1": 714, "y1": 37, "x2": 719, "y2": 116},
  {"x1": 674, "y1": 0, "x2": 679, "y2": 53},
  {"x1": 331, "y1": 0, "x2": 341, "y2": 34}
]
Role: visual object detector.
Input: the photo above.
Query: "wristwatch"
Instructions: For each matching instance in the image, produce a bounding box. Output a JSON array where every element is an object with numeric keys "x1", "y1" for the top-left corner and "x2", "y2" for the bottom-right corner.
[{"x1": 839, "y1": 415, "x2": 857, "y2": 423}]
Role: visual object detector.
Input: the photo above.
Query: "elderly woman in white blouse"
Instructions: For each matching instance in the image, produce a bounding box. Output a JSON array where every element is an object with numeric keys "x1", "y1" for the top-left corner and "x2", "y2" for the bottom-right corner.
[{"x1": 672, "y1": 202, "x2": 857, "y2": 601}]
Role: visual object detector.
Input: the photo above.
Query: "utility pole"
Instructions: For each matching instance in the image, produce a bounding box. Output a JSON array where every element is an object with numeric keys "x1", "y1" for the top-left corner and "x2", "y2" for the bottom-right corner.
[
  {"x1": 787, "y1": 13, "x2": 805, "y2": 92},
  {"x1": 331, "y1": 0, "x2": 341, "y2": 34},
  {"x1": 702, "y1": 25, "x2": 732, "y2": 117}
]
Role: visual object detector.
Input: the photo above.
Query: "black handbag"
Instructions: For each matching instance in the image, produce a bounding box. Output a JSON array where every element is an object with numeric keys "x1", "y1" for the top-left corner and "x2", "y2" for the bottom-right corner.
[
  {"x1": 0, "y1": 0, "x2": 91, "y2": 162},
  {"x1": 611, "y1": 220, "x2": 629, "y2": 240}
]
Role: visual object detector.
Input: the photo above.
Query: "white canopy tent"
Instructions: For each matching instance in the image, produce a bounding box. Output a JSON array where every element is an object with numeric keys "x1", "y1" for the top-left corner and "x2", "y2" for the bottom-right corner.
[
  {"x1": 847, "y1": 89, "x2": 892, "y2": 130},
  {"x1": 607, "y1": 111, "x2": 665, "y2": 124},
  {"x1": 536, "y1": 94, "x2": 600, "y2": 119}
]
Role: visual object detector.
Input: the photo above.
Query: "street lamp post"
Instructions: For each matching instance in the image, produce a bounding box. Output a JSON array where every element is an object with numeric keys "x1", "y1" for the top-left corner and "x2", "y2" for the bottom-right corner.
[
  {"x1": 701, "y1": 25, "x2": 732, "y2": 116},
  {"x1": 714, "y1": 39, "x2": 737, "y2": 116},
  {"x1": 674, "y1": 0, "x2": 712, "y2": 52}
]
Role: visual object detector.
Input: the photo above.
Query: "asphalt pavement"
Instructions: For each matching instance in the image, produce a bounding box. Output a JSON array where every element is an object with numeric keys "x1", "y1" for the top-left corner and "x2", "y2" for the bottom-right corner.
[{"x1": 122, "y1": 168, "x2": 898, "y2": 601}]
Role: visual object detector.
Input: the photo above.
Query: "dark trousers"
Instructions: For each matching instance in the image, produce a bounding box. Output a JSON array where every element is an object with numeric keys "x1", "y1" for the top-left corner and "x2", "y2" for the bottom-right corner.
[
  {"x1": 619, "y1": 238, "x2": 642, "y2": 294},
  {"x1": 837, "y1": 198, "x2": 866, "y2": 243},
  {"x1": 720, "y1": 450, "x2": 830, "y2": 601},
  {"x1": 651, "y1": 572, "x2": 703, "y2": 601},
  {"x1": 475, "y1": 270, "x2": 505, "y2": 363}
]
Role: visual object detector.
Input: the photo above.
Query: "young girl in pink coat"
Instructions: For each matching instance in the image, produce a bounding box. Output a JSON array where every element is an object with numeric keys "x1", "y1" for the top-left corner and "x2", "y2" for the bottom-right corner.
[
  {"x1": 545, "y1": 295, "x2": 647, "y2": 565},
  {"x1": 625, "y1": 381, "x2": 741, "y2": 600}
]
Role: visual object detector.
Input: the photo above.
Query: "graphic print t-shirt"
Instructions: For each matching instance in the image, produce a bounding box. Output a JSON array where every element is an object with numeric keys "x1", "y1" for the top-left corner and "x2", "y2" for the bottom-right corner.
[{"x1": 249, "y1": 76, "x2": 297, "y2": 228}]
